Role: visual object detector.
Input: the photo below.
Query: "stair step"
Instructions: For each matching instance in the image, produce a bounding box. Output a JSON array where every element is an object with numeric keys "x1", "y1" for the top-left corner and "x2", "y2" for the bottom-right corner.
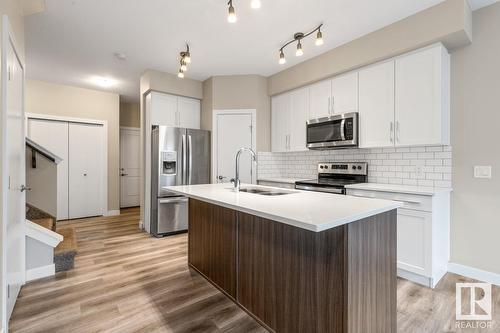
[
  {"x1": 31, "y1": 218, "x2": 54, "y2": 231},
  {"x1": 55, "y1": 227, "x2": 78, "y2": 272}
]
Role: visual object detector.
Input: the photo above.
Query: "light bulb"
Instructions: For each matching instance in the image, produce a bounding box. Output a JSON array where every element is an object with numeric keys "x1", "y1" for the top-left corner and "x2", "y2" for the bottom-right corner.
[
  {"x1": 178, "y1": 70, "x2": 184, "y2": 79},
  {"x1": 184, "y1": 53, "x2": 191, "y2": 64},
  {"x1": 315, "y1": 30, "x2": 324, "y2": 46},
  {"x1": 296, "y1": 41, "x2": 303, "y2": 57},
  {"x1": 180, "y1": 64, "x2": 187, "y2": 72},
  {"x1": 228, "y1": 4, "x2": 237, "y2": 23},
  {"x1": 279, "y1": 51, "x2": 286, "y2": 65},
  {"x1": 250, "y1": 0, "x2": 261, "y2": 9}
]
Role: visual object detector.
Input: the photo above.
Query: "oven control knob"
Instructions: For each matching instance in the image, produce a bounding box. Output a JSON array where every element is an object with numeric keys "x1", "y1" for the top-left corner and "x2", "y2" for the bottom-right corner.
[
  {"x1": 357, "y1": 166, "x2": 362, "y2": 170},
  {"x1": 352, "y1": 166, "x2": 356, "y2": 170},
  {"x1": 324, "y1": 165, "x2": 329, "y2": 169},
  {"x1": 320, "y1": 165, "x2": 324, "y2": 169}
]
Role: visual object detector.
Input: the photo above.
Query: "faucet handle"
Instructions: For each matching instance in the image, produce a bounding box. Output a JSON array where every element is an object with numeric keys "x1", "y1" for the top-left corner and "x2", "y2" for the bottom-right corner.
[{"x1": 230, "y1": 178, "x2": 235, "y2": 184}]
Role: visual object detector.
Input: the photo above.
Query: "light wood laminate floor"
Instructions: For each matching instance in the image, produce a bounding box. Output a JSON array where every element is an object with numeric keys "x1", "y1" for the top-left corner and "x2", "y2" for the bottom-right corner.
[{"x1": 9, "y1": 208, "x2": 499, "y2": 332}]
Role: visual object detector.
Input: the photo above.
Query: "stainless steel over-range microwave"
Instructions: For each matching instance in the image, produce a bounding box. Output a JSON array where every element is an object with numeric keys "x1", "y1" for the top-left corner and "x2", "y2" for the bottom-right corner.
[{"x1": 306, "y1": 112, "x2": 359, "y2": 150}]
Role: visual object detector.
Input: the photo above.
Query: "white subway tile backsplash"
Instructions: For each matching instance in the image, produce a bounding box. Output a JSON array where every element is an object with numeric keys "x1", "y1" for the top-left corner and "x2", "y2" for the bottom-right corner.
[{"x1": 257, "y1": 146, "x2": 452, "y2": 189}]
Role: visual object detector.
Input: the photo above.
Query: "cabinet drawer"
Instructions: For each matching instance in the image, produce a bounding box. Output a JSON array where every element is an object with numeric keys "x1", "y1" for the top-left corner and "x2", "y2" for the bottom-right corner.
[{"x1": 346, "y1": 188, "x2": 432, "y2": 212}]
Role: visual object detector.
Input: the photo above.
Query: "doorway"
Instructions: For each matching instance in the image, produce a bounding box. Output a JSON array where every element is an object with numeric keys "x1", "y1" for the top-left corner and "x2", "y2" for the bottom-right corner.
[
  {"x1": 212, "y1": 110, "x2": 257, "y2": 185},
  {"x1": 120, "y1": 127, "x2": 140, "y2": 208}
]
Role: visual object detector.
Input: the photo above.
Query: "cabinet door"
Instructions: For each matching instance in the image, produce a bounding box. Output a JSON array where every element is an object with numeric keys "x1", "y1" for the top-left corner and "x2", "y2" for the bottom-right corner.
[
  {"x1": 358, "y1": 60, "x2": 395, "y2": 148},
  {"x1": 150, "y1": 92, "x2": 178, "y2": 126},
  {"x1": 289, "y1": 87, "x2": 309, "y2": 152},
  {"x1": 395, "y1": 45, "x2": 449, "y2": 146},
  {"x1": 68, "y1": 123, "x2": 104, "y2": 219},
  {"x1": 331, "y1": 71, "x2": 358, "y2": 114},
  {"x1": 271, "y1": 94, "x2": 290, "y2": 152},
  {"x1": 188, "y1": 199, "x2": 237, "y2": 298},
  {"x1": 397, "y1": 209, "x2": 432, "y2": 277},
  {"x1": 178, "y1": 96, "x2": 201, "y2": 129},
  {"x1": 308, "y1": 80, "x2": 332, "y2": 120}
]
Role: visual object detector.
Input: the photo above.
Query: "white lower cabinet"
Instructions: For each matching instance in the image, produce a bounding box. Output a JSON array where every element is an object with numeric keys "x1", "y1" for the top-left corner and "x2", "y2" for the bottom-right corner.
[{"x1": 346, "y1": 187, "x2": 450, "y2": 288}]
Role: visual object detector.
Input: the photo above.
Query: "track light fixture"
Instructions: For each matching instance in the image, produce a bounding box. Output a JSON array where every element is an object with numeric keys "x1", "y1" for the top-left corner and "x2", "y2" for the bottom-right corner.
[
  {"x1": 278, "y1": 24, "x2": 324, "y2": 65},
  {"x1": 227, "y1": 0, "x2": 237, "y2": 23},
  {"x1": 178, "y1": 44, "x2": 191, "y2": 79},
  {"x1": 227, "y1": 0, "x2": 261, "y2": 23}
]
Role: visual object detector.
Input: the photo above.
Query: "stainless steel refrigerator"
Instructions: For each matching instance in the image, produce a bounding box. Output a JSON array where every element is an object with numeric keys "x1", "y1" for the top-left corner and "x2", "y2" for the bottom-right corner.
[{"x1": 151, "y1": 126, "x2": 210, "y2": 237}]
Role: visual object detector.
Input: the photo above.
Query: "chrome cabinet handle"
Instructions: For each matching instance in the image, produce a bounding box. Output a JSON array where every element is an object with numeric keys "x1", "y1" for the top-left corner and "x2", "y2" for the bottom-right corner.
[
  {"x1": 396, "y1": 121, "x2": 400, "y2": 143},
  {"x1": 20, "y1": 185, "x2": 31, "y2": 192},
  {"x1": 390, "y1": 122, "x2": 394, "y2": 143},
  {"x1": 331, "y1": 96, "x2": 335, "y2": 114},
  {"x1": 328, "y1": 97, "x2": 331, "y2": 115}
]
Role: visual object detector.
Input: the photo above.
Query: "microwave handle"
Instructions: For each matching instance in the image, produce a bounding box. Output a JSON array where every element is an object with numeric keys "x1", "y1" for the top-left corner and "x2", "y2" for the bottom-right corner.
[{"x1": 340, "y1": 119, "x2": 346, "y2": 141}]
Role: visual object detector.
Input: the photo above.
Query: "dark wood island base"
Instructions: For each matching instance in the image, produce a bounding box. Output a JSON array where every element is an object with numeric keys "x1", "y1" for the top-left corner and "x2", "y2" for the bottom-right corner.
[{"x1": 188, "y1": 198, "x2": 397, "y2": 333}]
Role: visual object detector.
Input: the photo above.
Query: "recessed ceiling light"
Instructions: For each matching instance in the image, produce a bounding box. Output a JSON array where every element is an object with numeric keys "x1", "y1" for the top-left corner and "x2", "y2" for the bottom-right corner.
[{"x1": 90, "y1": 76, "x2": 117, "y2": 88}]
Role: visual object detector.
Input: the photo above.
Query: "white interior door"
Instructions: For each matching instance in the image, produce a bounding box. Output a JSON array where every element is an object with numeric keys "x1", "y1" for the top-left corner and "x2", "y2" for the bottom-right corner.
[
  {"x1": 120, "y1": 128, "x2": 140, "y2": 208},
  {"x1": 216, "y1": 113, "x2": 254, "y2": 184},
  {"x1": 27, "y1": 119, "x2": 69, "y2": 220},
  {"x1": 4, "y1": 34, "x2": 25, "y2": 321},
  {"x1": 68, "y1": 123, "x2": 104, "y2": 219}
]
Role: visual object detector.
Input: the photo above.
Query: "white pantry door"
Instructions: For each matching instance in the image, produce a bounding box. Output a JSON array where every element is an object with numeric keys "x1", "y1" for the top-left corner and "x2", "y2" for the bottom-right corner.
[
  {"x1": 215, "y1": 113, "x2": 254, "y2": 184},
  {"x1": 120, "y1": 128, "x2": 140, "y2": 208},
  {"x1": 68, "y1": 123, "x2": 104, "y2": 219},
  {"x1": 4, "y1": 33, "x2": 26, "y2": 321},
  {"x1": 27, "y1": 119, "x2": 69, "y2": 220}
]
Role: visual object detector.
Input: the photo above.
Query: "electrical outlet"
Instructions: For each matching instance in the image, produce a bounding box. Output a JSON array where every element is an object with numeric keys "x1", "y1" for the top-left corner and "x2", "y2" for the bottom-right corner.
[{"x1": 474, "y1": 166, "x2": 492, "y2": 179}]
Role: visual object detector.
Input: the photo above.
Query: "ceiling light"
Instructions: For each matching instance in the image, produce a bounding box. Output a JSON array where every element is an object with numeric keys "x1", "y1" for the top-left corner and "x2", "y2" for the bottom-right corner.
[
  {"x1": 296, "y1": 41, "x2": 303, "y2": 57},
  {"x1": 315, "y1": 29, "x2": 324, "y2": 46},
  {"x1": 250, "y1": 0, "x2": 261, "y2": 9},
  {"x1": 181, "y1": 44, "x2": 191, "y2": 63},
  {"x1": 279, "y1": 50, "x2": 286, "y2": 65},
  {"x1": 227, "y1": 0, "x2": 237, "y2": 23},
  {"x1": 180, "y1": 60, "x2": 187, "y2": 72},
  {"x1": 90, "y1": 76, "x2": 117, "y2": 88},
  {"x1": 278, "y1": 24, "x2": 324, "y2": 63},
  {"x1": 178, "y1": 70, "x2": 184, "y2": 79}
]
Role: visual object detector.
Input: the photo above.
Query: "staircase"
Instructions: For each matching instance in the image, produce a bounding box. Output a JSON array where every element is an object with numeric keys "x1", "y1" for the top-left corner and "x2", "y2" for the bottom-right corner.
[{"x1": 27, "y1": 205, "x2": 78, "y2": 273}]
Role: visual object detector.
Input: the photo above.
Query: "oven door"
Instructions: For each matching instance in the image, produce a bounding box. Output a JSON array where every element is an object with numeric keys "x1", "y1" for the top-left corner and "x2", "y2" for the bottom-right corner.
[{"x1": 306, "y1": 112, "x2": 358, "y2": 149}]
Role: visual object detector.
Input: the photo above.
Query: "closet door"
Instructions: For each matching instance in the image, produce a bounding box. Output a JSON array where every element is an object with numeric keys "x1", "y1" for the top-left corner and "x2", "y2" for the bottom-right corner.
[
  {"x1": 27, "y1": 119, "x2": 69, "y2": 220},
  {"x1": 68, "y1": 123, "x2": 104, "y2": 219}
]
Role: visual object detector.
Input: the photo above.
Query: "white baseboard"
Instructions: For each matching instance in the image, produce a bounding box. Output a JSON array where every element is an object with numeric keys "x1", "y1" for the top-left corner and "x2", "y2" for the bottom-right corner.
[
  {"x1": 397, "y1": 268, "x2": 432, "y2": 288},
  {"x1": 26, "y1": 264, "x2": 55, "y2": 282},
  {"x1": 106, "y1": 209, "x2": 121, "y2": 216},
  {"x1": 448, "y1": 262, "x2": 500, "y2": 286}
]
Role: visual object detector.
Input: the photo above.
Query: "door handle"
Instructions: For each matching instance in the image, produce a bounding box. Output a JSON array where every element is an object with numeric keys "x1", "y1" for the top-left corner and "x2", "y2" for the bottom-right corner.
[
  {"x1": 121, "y1": 173, "x2": 128, "y2": 176},
  {"x1": 20, "y1": 185, "x2": 31, "y2": 192},
  {"x1": 188, "y1": 135, "x2": 193, "y2": 185},
  {"x1": 182, "y1": 134, "x2": 187, "y2": 184}
]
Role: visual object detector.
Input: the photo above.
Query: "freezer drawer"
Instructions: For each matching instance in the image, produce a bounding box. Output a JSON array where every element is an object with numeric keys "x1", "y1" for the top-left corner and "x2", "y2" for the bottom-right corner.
[{"x1": 156, "y1": 197, "x2": 188, "y2": 236}]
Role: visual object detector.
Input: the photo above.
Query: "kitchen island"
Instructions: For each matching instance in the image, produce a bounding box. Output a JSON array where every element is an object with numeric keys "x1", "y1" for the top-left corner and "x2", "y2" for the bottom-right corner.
[{"x1": 166, "y1": 183, "x2": 401, "y2": 333}]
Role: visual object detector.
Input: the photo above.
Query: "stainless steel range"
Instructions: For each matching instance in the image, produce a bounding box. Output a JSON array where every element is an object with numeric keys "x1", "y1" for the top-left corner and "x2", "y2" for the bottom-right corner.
[{"x1": 295, "y1": 162, "x2": 368, "y2": 195}]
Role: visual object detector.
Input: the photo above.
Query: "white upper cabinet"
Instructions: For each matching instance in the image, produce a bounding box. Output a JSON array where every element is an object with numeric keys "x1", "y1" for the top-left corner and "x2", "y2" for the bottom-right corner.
[
  {"x1": 331, "y1": 72, "x2": 358, "y2": 115},
  {"x1": 308, "y1": 80, "x2": 331, "y2": 120},
  {"x1": 289, "y1": 87, "x2": 309, "y2": 151},
  {"x1": 395, "y1": 44, "x2": 450, "y2": 146},
  {"x1": 150, "y1": 92, "x2": 201, "y2": 129},
  {"x1": 271, "y1": 94, "x2": 290, "y2": 153},
  {"x1": 358, "y1": 60, "x2": 395, "y2": 148},
  {"x1": 151, "y1": 92, "x2": 178, "y2": 126},
  {"x1": 178, "y1": 96, "x2": 201, "y2": 129}
]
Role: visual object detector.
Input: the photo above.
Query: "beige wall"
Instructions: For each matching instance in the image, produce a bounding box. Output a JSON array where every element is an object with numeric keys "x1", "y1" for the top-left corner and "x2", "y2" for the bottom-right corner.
[
  {"x1": 268, "y1": 0, "x2": 472, "y2": 96},
  {"x1": 203, "y1": 75, "x2": 270, "y2": 151},
  {"x1": 120, "y1": 102, "x2": 140, "y2": 128},
  {"x1": 450, "y1": 2, "x2": 500, "y2": 275},
  {"x1": 26, "y1": 80, "x2": 121, "y2": 212}
]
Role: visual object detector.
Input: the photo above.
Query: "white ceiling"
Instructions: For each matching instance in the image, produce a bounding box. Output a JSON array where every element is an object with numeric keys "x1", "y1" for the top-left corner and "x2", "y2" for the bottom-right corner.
[{"x1": 25, "y1": 0, "x2": 495, "y2": 102}]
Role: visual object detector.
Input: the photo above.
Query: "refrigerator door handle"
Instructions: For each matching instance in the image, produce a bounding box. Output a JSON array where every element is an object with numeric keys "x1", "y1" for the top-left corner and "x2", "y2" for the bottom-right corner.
[
  {"x1": 188, "y1": 135, "x2": 193, "y2": 185},
  {"x1": 182, "y1": 134, "x2": 187, "y2": 184}
]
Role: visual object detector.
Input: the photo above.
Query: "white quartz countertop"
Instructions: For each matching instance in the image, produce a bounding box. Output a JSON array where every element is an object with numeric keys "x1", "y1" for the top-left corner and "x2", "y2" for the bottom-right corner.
[
  {"x1": 257, "y1": 177, "x2": 309, "y2": 184},
  {"x1": 345, "y1": 183, "x2": 452, "y2": 196},
  {"x1": 164, "y1": 183, "x2": 401, "y2": 232}
]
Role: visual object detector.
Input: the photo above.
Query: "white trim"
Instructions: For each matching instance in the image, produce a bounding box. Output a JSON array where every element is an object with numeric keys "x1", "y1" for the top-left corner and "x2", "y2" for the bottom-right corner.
[
  {"x1": 25, "y1": 113, "x2": 109, "y2": 218},
  {"x1": 120, "y1": 126, "x2": 140, "y2": 131},
  {"x1": 397, "y1": 268, "x2": 432, "y2": 288},
  {"x1": 211, "y1": 109, "x2": 258, "y2": 184},
  {"x1": 26, "y1": 264, "x2": 55, "y2": 282},
  {"x1": 106, "y1": 210, "x2": 121, "y2": 217},
  {"x1": 448, "y1": 262, "x2": 500, "y2": 286},
  {"x1": 26, "y1": 220, "x2": 63, "y2": 248}
]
